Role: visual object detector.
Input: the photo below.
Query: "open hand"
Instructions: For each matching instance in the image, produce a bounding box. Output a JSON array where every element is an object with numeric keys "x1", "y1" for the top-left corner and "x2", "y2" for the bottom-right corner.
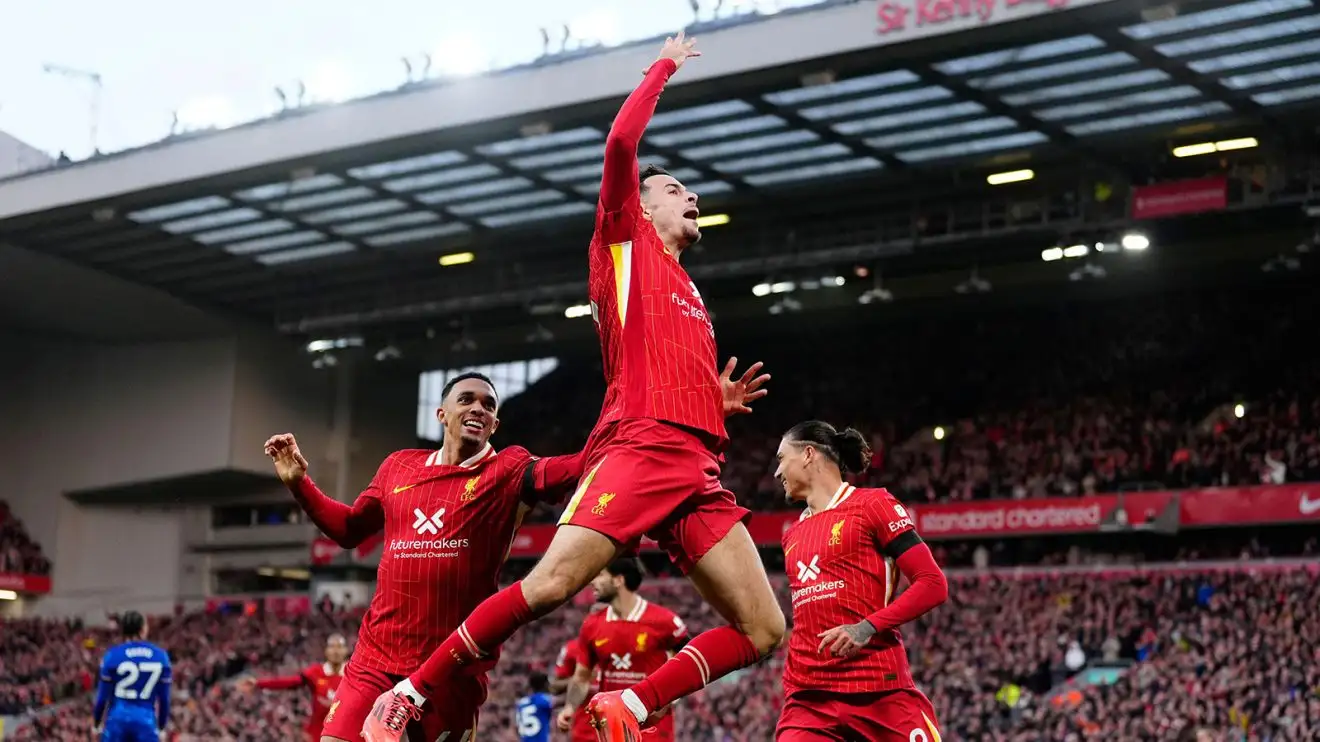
[
  {"x1": 264, "y1": 433, "x2": 308, "y2": 485},
  {"x1": 657, "y1": 30, "x2": 701, "y2": 71},
  {"x1": 720, "y1": 357, "x2": 770, "y2": 416},
  {"x1": 556, "y1": 707, "x2": 575, "y2": 732}
]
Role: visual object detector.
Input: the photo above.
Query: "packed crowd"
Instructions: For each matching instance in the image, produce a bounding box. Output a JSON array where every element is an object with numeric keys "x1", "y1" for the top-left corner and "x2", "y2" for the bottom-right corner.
[
  {"x1": 0, "y1": 499, "x2": 50, "y2": 576},
  {"x1": 503, "y1": 284, "x2": 1320, "y2": 520},
  {"x1": 6, "y1": 562, "x2": 1318, "y2": 741}
]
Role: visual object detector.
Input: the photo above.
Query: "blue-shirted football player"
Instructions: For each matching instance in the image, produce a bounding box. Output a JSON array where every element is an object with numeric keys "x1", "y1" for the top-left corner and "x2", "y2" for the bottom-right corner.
[
  {"x1": 515, "y1": 672, "x2": 553, "y2": 742},
  {"x1": 93, "y1": 611, "x2": 171, "y2": 742}
]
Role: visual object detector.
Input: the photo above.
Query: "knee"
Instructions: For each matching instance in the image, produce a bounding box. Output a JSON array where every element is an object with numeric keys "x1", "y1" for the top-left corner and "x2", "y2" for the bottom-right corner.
[
  {"x1": 745, "y1": 604, "x2": 787, "y2": 656},
  {"x1": 520, "y1": 564, "x2": 581, "y2": 613}
]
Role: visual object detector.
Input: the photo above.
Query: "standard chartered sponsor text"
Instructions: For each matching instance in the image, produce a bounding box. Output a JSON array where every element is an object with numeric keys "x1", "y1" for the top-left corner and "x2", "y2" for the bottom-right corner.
[{"x1": 920, "y1": 503, "x2": 1102, "y2": 534}]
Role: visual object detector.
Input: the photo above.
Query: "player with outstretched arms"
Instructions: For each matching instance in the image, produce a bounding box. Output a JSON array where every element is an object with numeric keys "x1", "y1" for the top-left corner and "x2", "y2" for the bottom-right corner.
[
  {"x1": 363, "y1": 32, "x2": 784, "y2": 742},
  {"x1": 93, "y1": 611, "x2": 171, "y2": 742},
  {"x1": 265, "y1": 371, "x2": 584, "y2": 742},
  {"x1": 775, "y1": 421, "x2": 949, "y2": 741},
  {"x1": 557, "y1": 560, "x2": 689, "y2": 741},
  {"x1": 552, "y1": 637, "x2": 599, "y2": 741},
  {"x1": 237, "y1": 634, "x2": 349, "y2": 742}
]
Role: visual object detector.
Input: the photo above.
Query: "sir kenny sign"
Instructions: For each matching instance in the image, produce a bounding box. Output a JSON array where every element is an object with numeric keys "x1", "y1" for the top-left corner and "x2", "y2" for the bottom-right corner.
[{"x1": 877, "y1": 0, "x2": 1077, "y2": 37}]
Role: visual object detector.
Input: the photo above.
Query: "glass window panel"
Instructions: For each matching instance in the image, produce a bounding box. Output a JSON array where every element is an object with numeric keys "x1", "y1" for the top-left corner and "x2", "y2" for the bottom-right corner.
[
  {"x1": 223, "y1": 230, "x2": 324, "y2": 255},
  {"x1": 450, "y1": 190, "x2": 563, "y2": 216},
  {"x1": 1122, "y1": 0, "x2": 1309, "y2": 39},
  {"x1": 649, "y1": 100, "x2": 754, "y2": 129},
  {"x1": 1034, "y1": 86, "x2": 1202, "y2": 121},
  {"x1": 898, "y1": 131, "x2": 1048, "y2": 162},
  {"x1": 665, "y1": 168, "x2": 703, "y2": 182},
  {"x1": 510, "y1": 143, "x2": 606, "y2": 170},
  {"x1": 416, "y1": 358, "x2": 560, "y2": 439},
  {"x1": 1065, "y1": 102, "x2": 1231, "y2": 135},
  {"x1": 683, "y1": 181, "x2": 735, "y2": 195},
  {"x1": 1154, "y1": 14, "x2": 1320, "y2": 57},
  {"x1": 1000, "y1": 69, "x2": 1170, "y2": 107},
  {"x1": 346, "y1": 151, "x2": 466, "y2": 179},
  {"x1": 832, "y1": 101, "x2": 985, "y2": 136},
  {"x1": 1253, "y1": 81, "x2": 1320, "y2": 105},
  {"x1": 192, "y1": 220, "x2": 292, "y2": 245},
  {"x1": 235, "y1": 174, "x2": 343, "y2": 201},
  {"x1": 1190, "y1": 38, "x2": 1320, "y2": 74},
  {"x1": 481, "y1": 201, "x2": 593, "y2": 227},
  {"x1": 865, "y1": 117, "x2": 1015, "y2": 150},
  {"x1": 969, "y1": 53, "x2": 1136, "y2": 90},
  {"x1": 543, "y1": 162, "x2": 605, "y2": 183},
  {"x1": 301, "y1": 200, "x2": 406, "y2": 225},
  {"x1": 798, "y1": 86, "x2": 954, "y2": 121},
  {"x1": 127, "y1": 196, "x2": 229, "y2": 223},
  {"x1": 682, "y1": 130, "x2": 819, "y2": 160},
  {"x1": 415, "y1": 177, "x2": 533, "y2": 205},
  {"x1": 763, "y1": 70, "x2": 920, "y2": 106},
  {"x1": 365, "y1": 223, "x2": 469, "y2": 247},
  {"x1": 269, "y1": 186, "x2": 375, "y2": 213},
  {"x1": 648, "y1": 116, "x2": 786, "y2": 147},
  {"x1": 255, "y1": 241, "x2": 356, "y2": 266},
  {"x1": 334, "y1": 211, "x2": 440, "y2": 236},
  {"x1": 1221, "y1": 60, "x2": 1320, "y2": 89},
  {"x1": 476, "y1": 127, "x2": 603, "y2": 157},
  {"x1": 382, "y1": 164, "x2": 502, "y2": 193},
  {"x1": 714, "y1": 143, "x2": 851, "y2": 173},
  {"x1": 935, "y1": 36, "x2": 1105, "y2": 76},
  {"x1": 744, "y1": 157, "x2": 881, "y2": 186},
  {"x1": 161, "y1": 207, "x2": 263, "y2": 234}
]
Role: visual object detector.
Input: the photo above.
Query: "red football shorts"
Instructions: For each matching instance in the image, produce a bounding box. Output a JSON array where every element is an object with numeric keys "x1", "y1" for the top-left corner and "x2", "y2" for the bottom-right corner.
[
  {"x1": 776, "y1": 689, "x2": 941, "y2": 742},
  {"x1": 559, "y1": 418, "x2": 750, "y2": 574},
  {"x1": 321, "y1": 660, "x2": 484, "y2": 741}
]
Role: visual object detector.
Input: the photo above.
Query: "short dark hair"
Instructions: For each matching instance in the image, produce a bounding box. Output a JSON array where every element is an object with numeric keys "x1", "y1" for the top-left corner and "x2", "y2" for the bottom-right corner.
[
  {"x1": 605, "y1": 558, "x2": 645, "y2": 591},
  {"x1": 529, "y1": 671, "x2": 549, "y2": 693},
  {"x1": 120, "y1": 611, "x2": 145, "y2": 638},
  {"x1": 639, "y1": 164, "x2": 671, "y2": 194},
  {"x1": 441, "y1": 372, "x2": 497, "y2": 405},
  {"x1": 784, "y1": 421, "x2": 873, "y2": 474}
]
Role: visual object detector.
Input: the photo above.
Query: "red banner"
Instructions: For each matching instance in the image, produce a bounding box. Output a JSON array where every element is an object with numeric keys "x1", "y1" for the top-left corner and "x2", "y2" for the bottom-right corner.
[
  {"x1": 310, "y1": 536, "x2": 341, "y2": 566},
  {"x1": 1180, "y1": 483, "x2": 1320, "y2": 527},
  {"x1": 1131, "y1": 176, "x2": 1227, "y2": 219},
  {"x1": 0, "y1": 572, "x2": 52, "y2": 595},
  {"x1": 319, "y1": 484, "x2": 1320, "y2": 561}
]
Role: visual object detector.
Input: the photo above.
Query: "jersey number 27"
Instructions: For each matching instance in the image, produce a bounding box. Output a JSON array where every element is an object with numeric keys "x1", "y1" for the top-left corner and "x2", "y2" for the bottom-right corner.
[{"x1": 113, "y1": 661, "x2": 163, "y2": 699}]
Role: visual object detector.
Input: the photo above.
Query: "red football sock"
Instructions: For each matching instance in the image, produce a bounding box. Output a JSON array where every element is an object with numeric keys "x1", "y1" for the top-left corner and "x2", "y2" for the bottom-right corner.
[
  {"x1": 629, "y1": 626, "x2": 761, "y2": 714},
  {"x1": 408, "y1": 582, "x2": 535, "y2": 699}
]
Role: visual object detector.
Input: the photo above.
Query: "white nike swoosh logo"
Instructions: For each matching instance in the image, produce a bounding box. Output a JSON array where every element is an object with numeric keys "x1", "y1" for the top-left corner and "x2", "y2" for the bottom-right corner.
[{"x1": 1299, "y1": 493, "x2": 1320, "y2": 516}]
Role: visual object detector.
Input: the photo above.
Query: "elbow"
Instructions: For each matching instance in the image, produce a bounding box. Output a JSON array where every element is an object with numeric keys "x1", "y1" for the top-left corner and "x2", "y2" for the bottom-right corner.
[{"x1": 930, "y1": 572, "x2": 950, "y2": 607}]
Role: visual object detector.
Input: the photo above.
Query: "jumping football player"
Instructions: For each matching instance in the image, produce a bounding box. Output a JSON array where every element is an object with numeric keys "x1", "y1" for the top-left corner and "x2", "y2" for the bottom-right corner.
[
  {"x1": 363, "y1": 32, "x2": 783, "y2": 742},
  {"x1": 775, "y1": 421, "x2": 948, "y2": 741},
  {"x1": 267, "y1": 371, "x2": 583, "y2": 742}
]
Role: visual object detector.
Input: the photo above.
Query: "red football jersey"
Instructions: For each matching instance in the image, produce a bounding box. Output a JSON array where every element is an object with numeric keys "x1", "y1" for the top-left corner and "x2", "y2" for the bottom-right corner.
[
  {"x1": 352, "y1": 445, "x2": 581, "y2": 675},
  {"x1": 781, "y1": 485, "x2": 919, "y2": 696},
  {"x1": 554, "y1": 639, "x2": 599, "y2": 686},
  {"x1": 255, "y1": 662, "x2": 343, "y2": 732},
  {"x1": 578, "y1": 598, "x2": 689, "y2": 692},
  {"x1": 587, "y1": 59, "x2": 725, "y2": 444}
]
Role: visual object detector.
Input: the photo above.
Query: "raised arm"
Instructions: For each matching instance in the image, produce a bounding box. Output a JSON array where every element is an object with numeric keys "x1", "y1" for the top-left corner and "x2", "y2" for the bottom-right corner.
[
  {"x1": 266, "y1": 433, "x2": 385, "y2": 549},
  {"x1": 600, "y1": 32, "x2": 701, "y2": 213}
]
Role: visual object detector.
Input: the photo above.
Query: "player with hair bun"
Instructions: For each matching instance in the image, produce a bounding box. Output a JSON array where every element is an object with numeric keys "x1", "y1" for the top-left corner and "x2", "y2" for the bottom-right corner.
[{"x1": 774, "y1": 420, "x2": 948, "y2": 741}]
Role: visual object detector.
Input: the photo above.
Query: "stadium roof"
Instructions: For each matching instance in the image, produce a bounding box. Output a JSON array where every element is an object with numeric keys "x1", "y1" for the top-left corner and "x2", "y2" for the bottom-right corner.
[{"x1": 1, "y1": 0, "x2": 1318, "y2": 336}]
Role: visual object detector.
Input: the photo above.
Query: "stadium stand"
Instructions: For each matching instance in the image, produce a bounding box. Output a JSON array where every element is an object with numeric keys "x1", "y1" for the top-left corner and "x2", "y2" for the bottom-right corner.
[
  {"x1": 6, "y1": 558, "x2": 1319, "y2": 741},
  {"x1": 0, "y1": 501, "x2": 50, "y2": 577}
]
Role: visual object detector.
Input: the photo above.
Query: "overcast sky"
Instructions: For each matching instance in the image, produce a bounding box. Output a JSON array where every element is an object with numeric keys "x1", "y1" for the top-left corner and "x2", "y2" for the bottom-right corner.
[{"x1": 1, "y1": 0, "x2": 802, "y2": 160}]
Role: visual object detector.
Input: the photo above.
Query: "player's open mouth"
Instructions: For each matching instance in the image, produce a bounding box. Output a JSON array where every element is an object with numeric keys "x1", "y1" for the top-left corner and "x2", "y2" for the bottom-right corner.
[
  {"x1": 462, "y1": 419, "x2": 485, "y2": 432},
  {"x1": 683, "y1": 208, "x2": 700, "y2": 220}
]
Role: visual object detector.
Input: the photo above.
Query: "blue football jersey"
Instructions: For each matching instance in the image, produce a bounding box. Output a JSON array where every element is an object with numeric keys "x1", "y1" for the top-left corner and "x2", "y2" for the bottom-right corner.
[
  {"x1": 515, "y1": 691, "x2": 553, "y2": 742},
  {"x1": 95, "y1": 640, "x2": 172, "y2": 736}
]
